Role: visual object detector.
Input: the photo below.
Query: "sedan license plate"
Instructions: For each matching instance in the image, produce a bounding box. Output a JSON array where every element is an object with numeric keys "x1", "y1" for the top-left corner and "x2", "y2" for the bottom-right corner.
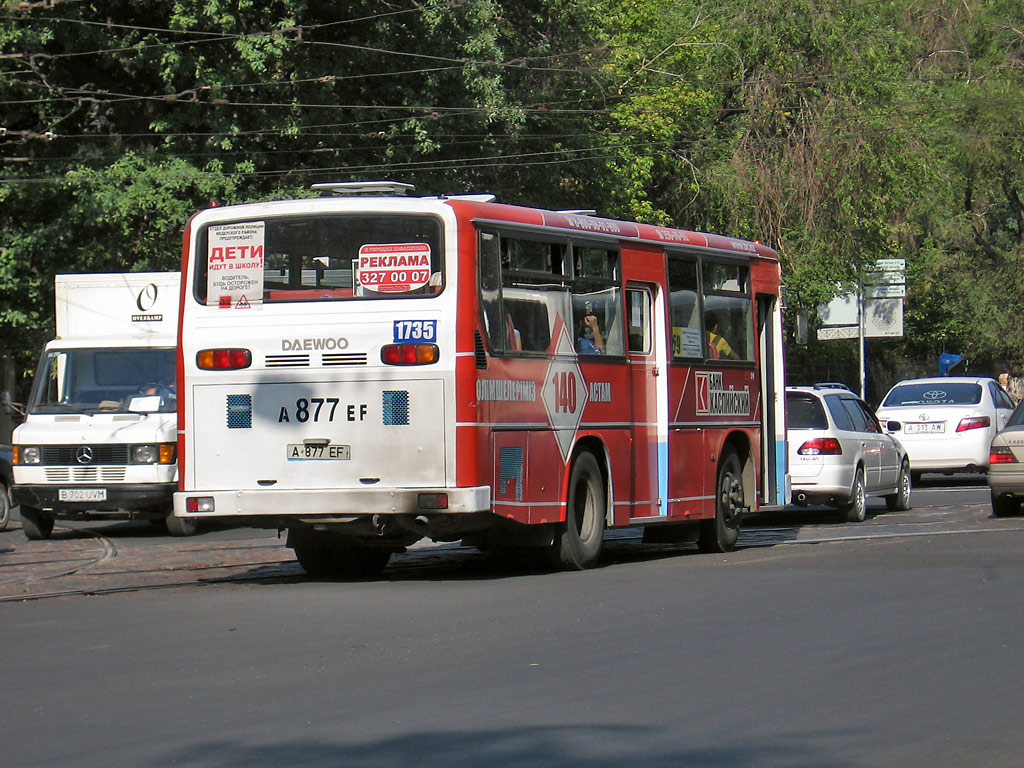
[
  {"x1": 905, "y1": 422, "x2": 945, "y2": 434},
  {"x1": 59, "y1": 488, "x2": 107, "y2": 502},
  {"x1": 286, "y1": 444, "x2": 351, "y2": 461}
]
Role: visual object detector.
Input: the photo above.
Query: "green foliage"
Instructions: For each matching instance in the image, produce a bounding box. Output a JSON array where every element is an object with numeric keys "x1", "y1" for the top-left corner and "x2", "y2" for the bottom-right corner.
[{"x1": 2, "y1": 0, "x2": 1024, "y2": 392}]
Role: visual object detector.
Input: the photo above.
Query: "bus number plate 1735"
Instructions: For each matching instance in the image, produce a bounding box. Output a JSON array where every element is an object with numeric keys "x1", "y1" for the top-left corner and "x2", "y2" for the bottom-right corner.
[{"x1": 286, "y1": 444, "x2": 351, "y2": 460}]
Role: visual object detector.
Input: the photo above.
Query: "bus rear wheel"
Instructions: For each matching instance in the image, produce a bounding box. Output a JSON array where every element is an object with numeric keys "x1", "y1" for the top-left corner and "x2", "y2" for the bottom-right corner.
[
  {"x1": 165, "y1": 512, "x2": 199, "y2": 537},
  {"x1": 20, "y1": 506, "x2": 54, "y2": 540},
  {"x1": 554, "y1": 452, "x2": 606, "y2": 570},
  {"x1": 290, "y1": 527, "x2": 391, "y2": 579},
  {"x1": 698, "y1": 447, "x2": 743, "y2": 553}
]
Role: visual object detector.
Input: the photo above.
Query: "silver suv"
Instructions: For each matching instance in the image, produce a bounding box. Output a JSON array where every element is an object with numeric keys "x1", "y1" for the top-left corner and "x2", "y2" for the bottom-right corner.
[{"x1": 787, "y1": 385, "x2": 911, "y2": 522}]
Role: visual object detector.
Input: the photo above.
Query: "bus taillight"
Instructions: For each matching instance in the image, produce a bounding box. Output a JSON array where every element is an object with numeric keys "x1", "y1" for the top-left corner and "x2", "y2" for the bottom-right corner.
[
  {"x1": 381, "y1": 343, "x2": 439, "y2": 365},
  {"x1": 197, "y1": 349, "x2": 252, "y2": 370}
]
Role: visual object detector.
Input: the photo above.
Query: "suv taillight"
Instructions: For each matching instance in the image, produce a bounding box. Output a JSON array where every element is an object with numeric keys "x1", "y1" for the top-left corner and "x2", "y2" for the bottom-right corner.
[{"x1": 797, "y1": 437, "x2": 842, "y2": 455}]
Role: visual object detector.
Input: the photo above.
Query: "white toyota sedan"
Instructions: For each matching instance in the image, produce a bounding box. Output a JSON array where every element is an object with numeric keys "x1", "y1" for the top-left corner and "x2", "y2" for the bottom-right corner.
[{"x1": 876, "y1": 376, "x2": 1014, "y2": 479}]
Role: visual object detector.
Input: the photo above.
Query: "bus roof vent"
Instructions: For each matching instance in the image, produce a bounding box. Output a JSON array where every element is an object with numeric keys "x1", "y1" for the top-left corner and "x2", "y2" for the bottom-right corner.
[
  {"x1": 558, "y1": 209, "x2": 597, "y2": 216},
  {"x1": 311, "y1": 181, "x2": 415, "y2": 197},
  {"x1": 445, "y1": 193, "x2": 497, "y2": 203}
]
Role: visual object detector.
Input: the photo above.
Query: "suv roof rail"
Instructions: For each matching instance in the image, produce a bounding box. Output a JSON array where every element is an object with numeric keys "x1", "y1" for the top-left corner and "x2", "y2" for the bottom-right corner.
[
  {"x1": 813, "y1": 382, "x2": 853, "y2": 391},
  {"x1": 311, "y1": 181, "x2": 415, "y2": 196}
]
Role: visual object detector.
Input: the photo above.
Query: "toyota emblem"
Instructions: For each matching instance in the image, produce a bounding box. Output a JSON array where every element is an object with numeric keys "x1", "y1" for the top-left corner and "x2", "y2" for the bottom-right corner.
[{"x1": 76, "y1": 446, "x2": 94, "y2": 464}]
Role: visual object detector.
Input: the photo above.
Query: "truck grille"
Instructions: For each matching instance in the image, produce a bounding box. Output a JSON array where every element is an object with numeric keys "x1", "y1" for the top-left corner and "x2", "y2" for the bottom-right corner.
[
  {"x1": 45, "y1": 467, "x2": 128, "y2": 482},
  {"x1": 40, "y1": 445, "x2": 131, "y2": 465}
]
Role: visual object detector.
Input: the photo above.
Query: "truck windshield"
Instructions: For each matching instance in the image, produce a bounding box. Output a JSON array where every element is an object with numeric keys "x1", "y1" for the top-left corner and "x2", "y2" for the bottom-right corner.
[{"x1": 28, "y1": 347, "x2": 176, "y2": 415}]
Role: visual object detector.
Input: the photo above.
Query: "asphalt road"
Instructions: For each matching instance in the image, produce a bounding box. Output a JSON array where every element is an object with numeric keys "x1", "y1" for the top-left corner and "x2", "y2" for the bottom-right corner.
[{"x1": 2, "y1": 476, "x2": 1023, "y2": 768}]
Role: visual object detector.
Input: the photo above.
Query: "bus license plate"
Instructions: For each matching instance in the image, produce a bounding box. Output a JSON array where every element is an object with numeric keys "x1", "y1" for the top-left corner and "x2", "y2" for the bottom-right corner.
[
  {"x1": 286, "y1": 444, "x2": 351, "y2": 461},
  {"x1": 59, "y1": 488, "x2": 107, "y2": 502}
]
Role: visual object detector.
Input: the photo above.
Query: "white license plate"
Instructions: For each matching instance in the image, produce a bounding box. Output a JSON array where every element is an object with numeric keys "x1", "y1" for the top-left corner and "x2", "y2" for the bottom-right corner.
[
  {"x1": 905, "y1": 422, "x2": 945, "y2": 434},
  {"x1": 286, "y1": 444, "x2": 351, "y2": 461},
  {"x1": 59, "y1": 488, "x2": 108, "y2": 502}
]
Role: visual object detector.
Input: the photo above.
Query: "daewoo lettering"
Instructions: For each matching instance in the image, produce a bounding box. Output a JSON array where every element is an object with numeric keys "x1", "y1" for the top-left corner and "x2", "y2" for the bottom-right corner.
[{"x1": 282, "y1": 337, "x2": 349, "y2": 351}]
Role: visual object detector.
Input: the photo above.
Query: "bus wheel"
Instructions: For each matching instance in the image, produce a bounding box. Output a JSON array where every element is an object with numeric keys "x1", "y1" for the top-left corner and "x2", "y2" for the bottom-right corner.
[
  {"x1": 698, "y1": 447, "x2": 743, "y2": 553},
  {"x1": 556, "y1": 452, "x2": 606, "y2": 570},
  {"x1": 165, "y1": 512, "x2": 199, "y2": 537},
  {"x1": 290, "y1": 528, "x2": 391, "y2": 579},
  {"x1": 20, "y1": 506, "x2": 54, "y2": 540}
]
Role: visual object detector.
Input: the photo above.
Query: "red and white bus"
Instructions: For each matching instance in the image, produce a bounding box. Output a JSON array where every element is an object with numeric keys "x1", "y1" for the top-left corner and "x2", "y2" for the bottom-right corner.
[{"x1": 173, "y1": 181, "x2": 788, "y2": 576}]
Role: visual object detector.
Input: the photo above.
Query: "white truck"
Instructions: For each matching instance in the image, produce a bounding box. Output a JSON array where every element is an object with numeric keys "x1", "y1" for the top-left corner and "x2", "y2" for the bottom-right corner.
[{"x1": 11, "y1": 272, "x2": 195, "y2": 539}]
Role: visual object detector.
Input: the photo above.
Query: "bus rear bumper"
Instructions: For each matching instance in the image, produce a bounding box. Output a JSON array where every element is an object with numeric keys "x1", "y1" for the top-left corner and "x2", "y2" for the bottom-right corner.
[{"x1": 172, "y1": 486, "x2": 492, "y2": 522}]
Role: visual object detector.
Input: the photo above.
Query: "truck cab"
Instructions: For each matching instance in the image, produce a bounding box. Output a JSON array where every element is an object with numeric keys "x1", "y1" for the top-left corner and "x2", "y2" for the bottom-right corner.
[{"x1": 11, "y1": 273, "x2": 192, "y2": 538}]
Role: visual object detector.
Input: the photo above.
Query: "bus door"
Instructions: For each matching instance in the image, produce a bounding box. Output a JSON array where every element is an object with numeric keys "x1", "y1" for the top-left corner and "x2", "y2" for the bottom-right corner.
[
  {"x1": 626, "y1": 284, "x2": 669, "y2": 521},
  {"x1": 757, "y1": 293, "x2": 787, "y2": 507}
]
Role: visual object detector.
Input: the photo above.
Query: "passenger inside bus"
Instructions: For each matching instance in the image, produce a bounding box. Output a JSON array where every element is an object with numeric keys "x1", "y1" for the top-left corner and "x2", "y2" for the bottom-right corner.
[
  {"x1": 705, "y1": 310, "x2": 739, "y2": 360},
  {"x1": 577, "y1": 303, "x2": 605, "y2": 355}
]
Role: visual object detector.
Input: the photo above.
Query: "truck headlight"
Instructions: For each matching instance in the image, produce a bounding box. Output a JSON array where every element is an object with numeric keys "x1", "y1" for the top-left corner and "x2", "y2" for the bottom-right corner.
[
  {"x1": 20, "y1": 446, "x2": 41, "y2": 465},
  {"x1": 130, "y1": 443, "x2": 175, "y2": 464},
  {"x1": 131, "y1": 445, "x2": 159, "y2": 464}
]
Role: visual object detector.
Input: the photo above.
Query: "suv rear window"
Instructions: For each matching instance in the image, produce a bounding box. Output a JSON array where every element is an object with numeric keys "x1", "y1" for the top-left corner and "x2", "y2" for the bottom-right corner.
[
  {"x1": 786, "y1": 392, "x2": 827, "y2": 429},
  {"x1": 882, "y1": 383, "x2": 982, "y2": 407}
]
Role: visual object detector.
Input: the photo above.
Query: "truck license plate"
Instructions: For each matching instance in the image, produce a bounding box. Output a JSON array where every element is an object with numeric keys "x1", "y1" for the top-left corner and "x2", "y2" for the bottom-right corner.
[
  {"x1": 59, "y1": 488, "x2": 108, "y2": 502},
  {"x1": 286, "y1": 444, "x2": 351, "y2": 461}
]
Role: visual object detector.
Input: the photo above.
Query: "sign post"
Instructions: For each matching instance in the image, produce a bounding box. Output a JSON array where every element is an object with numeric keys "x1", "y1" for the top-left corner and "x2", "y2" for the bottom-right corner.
[{"x1": 816, "y1": 259, "x2": 906, "y2": 399}]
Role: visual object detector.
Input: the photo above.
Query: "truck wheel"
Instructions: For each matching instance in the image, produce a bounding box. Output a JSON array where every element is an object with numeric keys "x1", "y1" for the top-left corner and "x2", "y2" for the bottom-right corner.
[
  {"x1": 698, "y1": 447, "x2": 744, "y2": 553},
  {"x1": 0, "y1": 482, "x2": 10, "y2": 532},
  {"x1": 20, "y1": 506, "x2": 54, "y2": 540},
  {"x1": 290, "y1": 528, "x2": 391, "y2": 579},
  {"x1": 554, "y1": 451, "x2": 606, "y2": 570},
  {"x1": 165, "y1": 513, "x2": 199, "y2": 536}
]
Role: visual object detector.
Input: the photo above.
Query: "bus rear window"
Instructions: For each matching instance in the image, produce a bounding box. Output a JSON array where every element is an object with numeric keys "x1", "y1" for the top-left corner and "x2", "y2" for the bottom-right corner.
[{"x1": 194, "y1": 214, "x2": 444, "y2": 305}]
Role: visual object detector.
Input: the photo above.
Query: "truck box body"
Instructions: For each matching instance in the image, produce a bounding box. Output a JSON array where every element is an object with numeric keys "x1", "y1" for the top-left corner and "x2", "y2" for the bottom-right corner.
[{"x1": 11, "y1": 273, "x2": 192, "y2": 537}]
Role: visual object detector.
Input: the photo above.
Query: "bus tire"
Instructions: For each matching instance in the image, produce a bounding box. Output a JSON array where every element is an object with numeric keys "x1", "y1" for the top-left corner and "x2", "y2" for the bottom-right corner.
[
  {"x1": 20, "y1": 506, "x2": 54, "y2": 540},
  {"x1": 165, "y1": 512, "x2": 199, "y2": 537},
  {"x1": 556, "y1": 452, "x2": 606, "y2": 570},
  {"x1": 698, "y1": 446, "x2": 743, "y2": 553},
  {"x1": 291, "y1": 528, "x2": 391, "y2": 579}
]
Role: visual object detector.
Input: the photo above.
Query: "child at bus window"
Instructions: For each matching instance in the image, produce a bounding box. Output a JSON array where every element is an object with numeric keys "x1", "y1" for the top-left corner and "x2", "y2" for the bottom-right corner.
[
  {"x1": 577, "y1": 307, "x2": 605, "y2": 355},
  {"x1": 705, "y1": 311, "x2": 739, "y2": 360}
]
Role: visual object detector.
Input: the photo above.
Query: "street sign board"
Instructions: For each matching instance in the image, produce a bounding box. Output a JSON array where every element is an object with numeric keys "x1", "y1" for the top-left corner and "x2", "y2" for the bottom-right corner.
[
  {"x1": 864, "y1": 284, "x2": 906, "y2": 298},
  {"x1": 817, "y1": 325, "x2": 859, "y2": 340}
]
